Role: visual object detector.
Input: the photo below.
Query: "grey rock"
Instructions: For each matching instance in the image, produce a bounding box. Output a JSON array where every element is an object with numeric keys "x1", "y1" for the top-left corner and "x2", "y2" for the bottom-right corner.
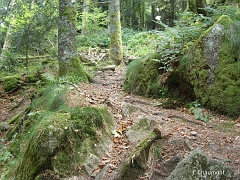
[
  {"x1": 126, "y1": 115, "x2": 157, "y2": 143},
  {"x1": 121, "y1": 102, "x2": 140, "y2": 116},
  {"x1": 163, "y1": 155, "x2": 181, "y2": 174},
  {"x1": 209, "y1": 142, "x2": 219, "y2": 151},
  {"x1": 190, "y1": 131, "x2": 197, "y2": 136},
  {"x1": 184, "y1": 139, "x2": 194, "y2": 151},
  {"x1": 167, "y1": 148, "x2": 235, "y2": 180},
  {"x1": 0, "y1": 122, "x2": 10, "y2": 131}
]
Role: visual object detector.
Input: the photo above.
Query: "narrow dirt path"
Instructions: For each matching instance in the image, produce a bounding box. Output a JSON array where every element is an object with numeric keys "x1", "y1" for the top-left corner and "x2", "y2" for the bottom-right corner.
[{"x1": 75, "y1": 66, "x2": 240, "y2": 179}]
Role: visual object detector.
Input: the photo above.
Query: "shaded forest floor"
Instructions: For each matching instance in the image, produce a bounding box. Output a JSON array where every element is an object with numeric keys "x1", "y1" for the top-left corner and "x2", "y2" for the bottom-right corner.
[{"x1": 0, "y1": 65, "x2": 240, "y2": 179}]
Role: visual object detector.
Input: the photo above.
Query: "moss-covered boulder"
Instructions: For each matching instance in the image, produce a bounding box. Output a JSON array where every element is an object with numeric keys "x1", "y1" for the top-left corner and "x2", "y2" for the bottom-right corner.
[
  {"x1": 5, "y1": 106, "x2": 115, "y2": 180},
  {"x1": 2, "y1": 85, "x2": 116, "y2": 180},
  {"x1": 124, "y1": 54, "x2": 162, "y2": 98},
  {"x1": 167, "y1": 148, "x2": 235, "y2": 180},
  {"x1": 2, "y1": 75, "x2": 22, "y2": 92},
  {"x1": 180, "y1": 15, "x2": 240, "y2": 117}
]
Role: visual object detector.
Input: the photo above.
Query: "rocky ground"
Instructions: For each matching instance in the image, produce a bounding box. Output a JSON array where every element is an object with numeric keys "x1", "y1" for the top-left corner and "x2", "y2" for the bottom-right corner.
[
  {"x1": 0, "y1": 65, "x2": 240, "y2": 179},
  {"x1": 72, "y1": 66, "x2": 240, "y2": 179}
]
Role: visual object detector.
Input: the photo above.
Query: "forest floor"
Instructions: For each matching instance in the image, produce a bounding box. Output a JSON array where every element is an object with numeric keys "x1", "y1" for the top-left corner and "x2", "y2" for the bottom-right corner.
[{"x1": 0, "y1": 65, "x2": 240, "y2": 179}]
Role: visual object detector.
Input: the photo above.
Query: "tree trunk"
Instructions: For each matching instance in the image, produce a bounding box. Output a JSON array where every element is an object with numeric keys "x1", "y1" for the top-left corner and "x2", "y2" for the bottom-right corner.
[
  {"x1": 58, "y1": 0, "x2": 91, "y2": 81},
  {"x1": 0, "y1": 0, "x2": 16, "y2": 61},
  {"x1": 186, "y1": 0, "x2": 206, "y2": 15},
  {"x1": 139, "y1": 0, "x2": 145, "y2": 30},
  {"x1": 169, "y1": 0, "x2": 175, "y2": 27},
  {"x1": 129, "y1": 0, "x2": 134, "y2": 29},
  {"x1": 151, "y1": 4, "x2": 156, "y2": 29},
  {"x1": 81, "y1": 0, "x2": 90, "y2": 35},
  {"x1": 186, "y1": 0, "x2": 198, "y2": 14},
  {"x1": 109, "y1": 0, "x2": 123, "y2": 65}
]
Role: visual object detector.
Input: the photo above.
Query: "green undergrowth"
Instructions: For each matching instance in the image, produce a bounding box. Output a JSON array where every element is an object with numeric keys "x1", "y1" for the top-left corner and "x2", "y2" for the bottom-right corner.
[{"x1": 1, "y1": 85, "x2": 114, "y2": 179}]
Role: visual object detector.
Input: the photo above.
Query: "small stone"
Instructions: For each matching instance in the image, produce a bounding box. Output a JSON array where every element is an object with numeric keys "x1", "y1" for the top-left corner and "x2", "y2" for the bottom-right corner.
[
  {"x1": 235, "y1": 123, "x2": 240, "y2": 127},
  {"x1": 190, "y1": 136, "x2": 197, "y2": 140},
  {"x1": 0, "y1": 122, "x2": 10, "y2": 131},
  {"x1": 190, "y1": 131, "x2": 197, "y2": 136},
  {"x1": 185, "y1": 139, "x2": 194, "y2": 151}
]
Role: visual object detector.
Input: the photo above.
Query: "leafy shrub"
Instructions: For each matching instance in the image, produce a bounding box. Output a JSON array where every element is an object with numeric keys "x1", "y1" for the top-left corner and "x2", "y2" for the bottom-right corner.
[
  {"x1": 77, "y1": 29, "x2": 110, "y2": 49},
  {"x1": 77, "y1": 7, "x2": 108, "y2": 33}
]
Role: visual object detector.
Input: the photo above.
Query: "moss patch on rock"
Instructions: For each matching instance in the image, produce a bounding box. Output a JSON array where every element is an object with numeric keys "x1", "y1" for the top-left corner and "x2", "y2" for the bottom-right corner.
[
  {"x1": 58, "y1": 57, "x2": 92, "y2": 82},
  {"x1": 124, "y1": 54, "x2": 162, "y2": 98},
  {"x1": 124, "y1": 53, "x2": 196, "y2": 107},
  {"x1": 2, "y1": 75, "x2": 22, "y2": 92}
]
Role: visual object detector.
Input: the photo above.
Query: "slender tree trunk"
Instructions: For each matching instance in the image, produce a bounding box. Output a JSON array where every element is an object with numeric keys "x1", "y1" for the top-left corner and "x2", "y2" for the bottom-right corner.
[
  {"x1": 151, "y1": 4, "x2": 156, "y2": 29},
  {"x1": 0, "y1": 0, "x2": 16, "y2": 61},
  {"x1": 139, "y1": 0, "x2": 145, "y2": 30},
  {"x1": 130, "y1": 0, "x2": 133, "y2": 28},
  {"x1": 81, "y1": 0, "x2": 90, "y2": 35},
  {"x1": 58, "y1": 0, "x2": 91, "y2": 81},
  {"x1": 109, "y1": 0, "x2": 123, "y2": 65},
  {"x1": 186, "y1": 0, "x2": 206, "y2": 14},
  {"x1": 186, "y1": 0, "x2": 198, "y2": 13},
  {"x1": 169, "y1": 0, "x2": 175, "y2": 27},
  {"x1": 30, "y1": 0, "x2": 35, "y2": 9},
  {"x1": 93, "y1": 0, "x2": 98, "y2": 7}
]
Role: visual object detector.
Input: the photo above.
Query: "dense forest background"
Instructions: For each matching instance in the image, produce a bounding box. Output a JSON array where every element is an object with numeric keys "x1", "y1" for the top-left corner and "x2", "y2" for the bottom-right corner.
[{"x1": 0, "y1": 0, "x2": 238, "y2": 63}]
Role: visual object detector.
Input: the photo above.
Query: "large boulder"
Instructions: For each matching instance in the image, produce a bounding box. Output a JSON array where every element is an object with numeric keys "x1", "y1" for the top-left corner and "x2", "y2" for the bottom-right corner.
[
  {"x1": 124, "y1": 54, "x2": 162, "y2": 98},
  {"x1": 180, "y1": 15, "x2": 240, "y2": 117},
  {"x1": 2, "y1": 85, "x2": 116, "y2": 180},
  {"x1": 167, "y1": 148, "x2": 235, "y2": 180}
]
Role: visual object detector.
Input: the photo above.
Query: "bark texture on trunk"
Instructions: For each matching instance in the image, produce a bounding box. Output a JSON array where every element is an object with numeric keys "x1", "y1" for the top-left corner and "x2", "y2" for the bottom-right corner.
[
  {"x1": 0, "y1": 0, "x2": 16, "y2": 61},
  {"x1": 109, "y1": 0, "x2": 123, "y2": 65},
  {"x1": 58, "y1": 0, "x2": 90, "y2": 81},
  {"x1": 81, "y1": 0, "x2": 90, "y2": 35}
]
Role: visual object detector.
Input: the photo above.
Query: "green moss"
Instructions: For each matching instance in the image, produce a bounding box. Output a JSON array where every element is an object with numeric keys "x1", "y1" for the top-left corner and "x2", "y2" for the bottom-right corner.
[
  {"x1": 216, "y1": 15, "x2": 232, "y2": 25},
  {"x1": 14, "y1": 112, "x2": 69, "y2": 180},
  {"x1": 198, "y1": 15, "x2": 232, "y2": 41},
  {"x1": 124, "y1": 54, "x2": 162, "y2": 98},
  {"x1": 25, "y1": 74, "x2": 39, "y2": 83},
  {"x1": 4, "y1": 104, "x2": 114, "y2": 179},
  {"x1": 8, "y1": 111, "x2": 23, "y2": 124},
  {"x1": 70, "y1": 106, "x2": 104, "y2": 139},
  {"x1": 180, "y1": 15, "x2": 240, "y2": 117},
  {"x1": 2, "y1": 75, "x2": 21, "y2": 92},
  {"x1": 58, "y1": 57, "x2": 92, "y2": 82},
  {"x1": 32, "y1": 84, "x2": 68, "y2": 112}
]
